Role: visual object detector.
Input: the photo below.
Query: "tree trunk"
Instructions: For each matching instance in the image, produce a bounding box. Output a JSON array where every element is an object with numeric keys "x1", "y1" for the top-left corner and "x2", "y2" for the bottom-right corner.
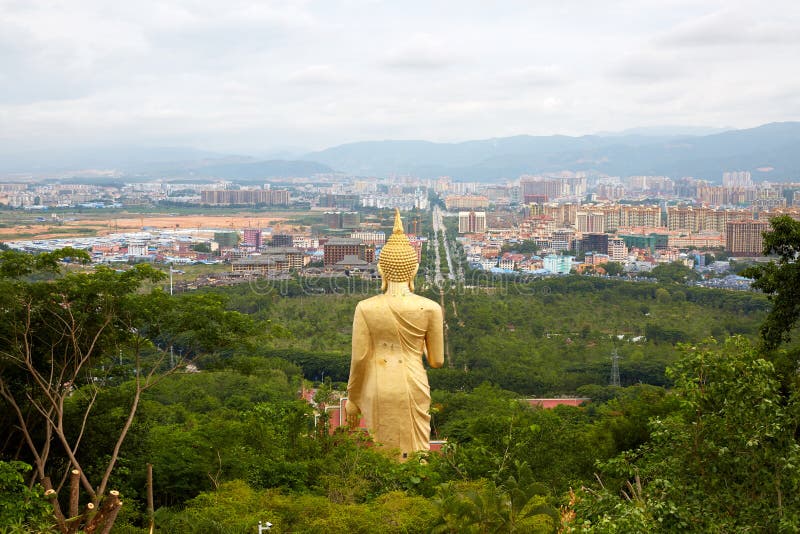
[
  {"x1": 147, "y1": 463, "x2": 155, "y2": 532},
  {"x1": 42, "y1": 477, "x2": 68, "y2": 534},
  {"x1": 67, "y1": 469, "x2": 81, "y2": 534},
  {"x1": 84, "y1": 491, "x2": 122, "y2": 534}
]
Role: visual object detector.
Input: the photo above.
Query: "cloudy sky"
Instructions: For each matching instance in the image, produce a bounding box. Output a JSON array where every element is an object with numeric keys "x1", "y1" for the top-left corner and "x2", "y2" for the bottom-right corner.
[{"x1": 1, "y1": 0, "x2": 799, "y2": 155}]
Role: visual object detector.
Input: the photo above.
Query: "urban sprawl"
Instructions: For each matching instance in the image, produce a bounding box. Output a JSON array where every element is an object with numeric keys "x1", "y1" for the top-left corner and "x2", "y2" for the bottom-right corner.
[{"x1": 2, "y1": 170, "x2": 795, "y2": 292}]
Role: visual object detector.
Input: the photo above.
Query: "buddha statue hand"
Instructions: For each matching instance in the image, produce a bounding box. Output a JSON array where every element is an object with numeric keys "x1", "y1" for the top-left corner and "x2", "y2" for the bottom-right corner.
[{"x1": 346, "y1": 399, "x2": 361, "y2": 429}]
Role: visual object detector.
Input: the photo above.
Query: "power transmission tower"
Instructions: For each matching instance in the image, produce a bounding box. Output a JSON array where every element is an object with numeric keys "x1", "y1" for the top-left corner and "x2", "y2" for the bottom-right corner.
[{"x1": 610, "y1": 347, "x2": 621, "y2": 387}]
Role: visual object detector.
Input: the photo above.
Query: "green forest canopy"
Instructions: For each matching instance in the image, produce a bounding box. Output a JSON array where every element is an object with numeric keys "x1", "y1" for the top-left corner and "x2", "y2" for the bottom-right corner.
[{"x1": 3, "y1": 241, "x2": 800, "y2": 532}]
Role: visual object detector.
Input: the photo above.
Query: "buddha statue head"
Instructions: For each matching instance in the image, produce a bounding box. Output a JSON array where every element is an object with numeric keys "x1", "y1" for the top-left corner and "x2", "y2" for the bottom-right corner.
[{"x1": 378, "y1": 209, "x2": 418, "y2": 292}]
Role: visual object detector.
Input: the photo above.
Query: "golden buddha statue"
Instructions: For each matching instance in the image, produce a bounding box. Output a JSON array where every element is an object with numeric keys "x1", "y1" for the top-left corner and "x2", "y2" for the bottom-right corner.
[{"x1": 346, "y1": 209, "x2": 444, "y2": 458}]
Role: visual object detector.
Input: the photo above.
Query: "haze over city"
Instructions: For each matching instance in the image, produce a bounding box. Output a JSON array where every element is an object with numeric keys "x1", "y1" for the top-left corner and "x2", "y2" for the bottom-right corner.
[{"x1": 2, "y1": 0, "x2": 800, "y2": 156}]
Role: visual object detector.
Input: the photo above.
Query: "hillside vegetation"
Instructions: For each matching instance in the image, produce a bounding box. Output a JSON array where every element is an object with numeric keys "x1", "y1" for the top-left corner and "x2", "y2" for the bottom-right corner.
[
  {"x1": 215, "y1": 276, "x2": 771, "y2": 394},
  {"x1": 3, "y1": 244, "x2": 799, "y2": 533}
]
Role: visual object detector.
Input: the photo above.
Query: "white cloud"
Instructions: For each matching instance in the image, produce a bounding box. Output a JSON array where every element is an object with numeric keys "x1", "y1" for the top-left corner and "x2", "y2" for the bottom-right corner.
[
  {"x1": 286, "y1": 65, "x2": 348, "y2": 85},
  {"x1": 503, "y1": 65, "x2": 566, "y2": 88},
  {"x1": 0, "y1": 0, "x2": 798, "y2": 153},
  {"x1": 381, "y1": 34, "x2": 460, "y2": 70},
  {"x1": 657, "y1": 8, "x2": 800, "y2": 48},
  {"x1": 610, "y1": 51, "x2": 690, "y2": 83}
]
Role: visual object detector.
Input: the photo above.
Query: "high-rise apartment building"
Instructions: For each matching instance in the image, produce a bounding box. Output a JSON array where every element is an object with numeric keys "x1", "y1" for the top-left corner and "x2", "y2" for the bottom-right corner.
[
  {"x1": 458, "y1": 211, "x2": 487, "y2": 233},
  {"x1": 579, "y1": 204, "x2": 662, "y2": 230},
  {"x1": 577, "y1": 211, "x2": 605, "y2": 233},
  {"x1": 627, "y1": 176, "x2": 674, "y2": 194},
  {"x1": 242, "y1": 228, "x2": 262, "y2": 249},
  {"x1": 581, "y1": 233, "x2": 609, "y2": 255},
  {"x1": 608, "y1": 238, "x2": 628, "y2": 261},
  {"x1": 551, "y1": 229, "x2": 576, "y2": 251},
  {"x1": 667, "y1": 206, "x2": 750, "y2": 233},
  {"x1": 696, "y1": 184, "x2": 756, "y2": 206},
  {"x1": 722, "y1": 171, "x2": 753, "y2": 188},
  {"x1": 530, "y1": 203, "x2": 578, "y2": 226},
  {"x1": 759, "y1": 208, "x2": 800, "y2": 221},
  {"x1": 271, "y1": 234, "x2": 294, "y2": 247},
  {"x1": 615, "y1": 205, "x2": 662, "y2": 228},
  {"x1": 323, "y1": 211, "x2": 359, "y2": 229},
  {"x1": 444, "y1": 195, "x2": 490, "y2": 210},
  {"x1": 318, "y1": 194, "x2": 359, "y2": 210},
  {"x1": 200, "y1": 189, "x2": 290, "y2": 205},
  {"x1": 726, "y1": 220, "x2": 769, "y2": 256},
  {"x1": 520, "y1": 178, "x2": 567, "y2": 200},
  {"x1": 323, "y1": 238, "x2": 375, "y2": 265}
]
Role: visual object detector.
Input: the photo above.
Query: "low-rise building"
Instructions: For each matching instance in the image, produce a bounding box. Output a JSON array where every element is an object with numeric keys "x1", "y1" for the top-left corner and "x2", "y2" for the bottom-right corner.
[
  {"x1": 232, "y1": 247, "x2": 305, "y2": 273},
  {"x1": 543, "y1": 254, "x2": 573, "y2": 274}
]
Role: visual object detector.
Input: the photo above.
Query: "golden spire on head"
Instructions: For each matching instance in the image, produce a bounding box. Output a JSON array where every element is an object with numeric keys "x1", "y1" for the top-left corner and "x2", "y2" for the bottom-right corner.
[
  {"x1": 378, "y1": 208, "x2": 419, "y2": 291},
  {"x1": 392, "y1": 207, "x2": 405, "y2": 234}
]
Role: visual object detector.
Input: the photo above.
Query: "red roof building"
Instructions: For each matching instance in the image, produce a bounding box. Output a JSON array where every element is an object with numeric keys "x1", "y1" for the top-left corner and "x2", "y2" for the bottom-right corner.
[{"x1": 524, "y1": 398, "x2": 590, "y2": 409}]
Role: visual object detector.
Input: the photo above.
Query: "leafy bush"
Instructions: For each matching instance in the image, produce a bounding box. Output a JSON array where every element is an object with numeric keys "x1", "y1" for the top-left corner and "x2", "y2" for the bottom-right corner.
[{"x1": 0, "y1": 461, "x2": 52, "y2": 533}]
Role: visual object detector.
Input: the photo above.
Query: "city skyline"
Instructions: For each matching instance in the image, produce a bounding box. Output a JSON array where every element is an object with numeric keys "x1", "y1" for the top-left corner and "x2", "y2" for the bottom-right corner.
[{"x1": 1, "y1": 0, "x2": 799, "y2": 155}]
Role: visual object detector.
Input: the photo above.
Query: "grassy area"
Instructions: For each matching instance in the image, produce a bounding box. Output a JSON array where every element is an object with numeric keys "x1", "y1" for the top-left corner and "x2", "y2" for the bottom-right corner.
[
  {"x1": 0, "y1": 228, "x2": 96, "y2": 239},
  {"x1": 168, "y1": 262, "x2": 230, "y2": 282},
  {"x1": 0, "y1": 208, "x2": 322, "y2": 241},
  {"x1": 0, "y1": 206, "x2": 320, "y2": 222}
]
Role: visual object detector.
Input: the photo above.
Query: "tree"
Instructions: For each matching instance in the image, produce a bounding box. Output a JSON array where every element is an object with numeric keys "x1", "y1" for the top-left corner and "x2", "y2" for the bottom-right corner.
[
  {"x1": 641, "y1": 262, "x2": 699, "y2": 284},
  {"x1": 602, "y1": 262, "x2": 624, "y2": 277},
  {"x1": 431, "y1": 478, "x2": 556, "y2": 533},
  {"x1": 134, "y1": 290, "x2": 257, "y2": 357},
  {"x1": 654, "y1": 288, "x2": 671, "y2": 304},
  {"x1": 569, "y1": 338, "x2": 800, "y2": 532},
  {"x1": 743, "y1": 215, "x2": 800, "y2": 349},
  {"x1": 0, "y1": 460, "x2": 52, "y2": 532},
  {"x1": 502, "y1": 240, "x2": 539, "y2": 254},
  {"x1": 0, "y1": 249, "x2": 174, "y2": 533}
]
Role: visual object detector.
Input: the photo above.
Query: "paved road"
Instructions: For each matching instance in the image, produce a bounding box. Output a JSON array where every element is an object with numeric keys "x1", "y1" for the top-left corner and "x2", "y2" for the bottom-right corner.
[
  {"x1": 431, "y1": 205, "x2": 459, "y2": 285},
  {"x1": 431, "y1": 216, "x2": 443, "y2": 286}
]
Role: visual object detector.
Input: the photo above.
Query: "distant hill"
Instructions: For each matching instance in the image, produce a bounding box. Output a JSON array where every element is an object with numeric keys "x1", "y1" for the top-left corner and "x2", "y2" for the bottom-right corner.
[
  {"x1": 0, "y1": 146, "x2": 240, "y2": 175},
  {"x1": 3, "y1": 122, "x2": 800, "y2": 183},
  {"x1": 0, "y1": 145, "x2": 334, "y2": 182},
  {"x1": 188, "y1": 160, "x2": 335, "y2": 181},
  {"x1": 305, "y1": 122, "x2": 800, "y2": 182}
]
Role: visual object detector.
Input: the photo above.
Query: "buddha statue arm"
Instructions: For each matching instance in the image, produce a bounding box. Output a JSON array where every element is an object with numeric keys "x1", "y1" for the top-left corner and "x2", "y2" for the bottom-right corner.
[
  {"x1": 425, "y1": 304, "x2": 445, "y2": 369},
  {"x1": 346, "y1": 303, "x2": 370, "y2": 428}
]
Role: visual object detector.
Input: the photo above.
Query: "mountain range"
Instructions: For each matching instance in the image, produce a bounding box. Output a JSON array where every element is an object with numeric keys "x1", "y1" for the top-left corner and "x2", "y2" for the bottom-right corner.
[
  {"x1": 304, "y1": 122, "x2": 800, "y2": 182},
  {"x1": 2, "y1": 122, "x2": 799, "y2": 183}
]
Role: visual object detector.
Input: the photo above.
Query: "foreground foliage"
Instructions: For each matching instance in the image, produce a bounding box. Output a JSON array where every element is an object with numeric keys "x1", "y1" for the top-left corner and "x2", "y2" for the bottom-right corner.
[
  {"x1": 568, "y1": 338, "x2": 800, "y2": 532},
  {"x1": 745, "y1": 215, "x2": 800, "y2": 351},
  {"x1": 0, "y1": 461, "x2": 51, "y2": 533},
  {"x1": 4, "y1": 244, "x2": 799, "y2": 532},
  {"x1": 150, "y1": 478, "x2": 557, "y2": 534}
]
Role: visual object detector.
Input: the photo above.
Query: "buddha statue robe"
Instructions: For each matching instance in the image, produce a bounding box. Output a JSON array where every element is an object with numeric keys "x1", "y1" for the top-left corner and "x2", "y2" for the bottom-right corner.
[{"x1": 347, "y1": 291, "x2": 444, "y2": 457}]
